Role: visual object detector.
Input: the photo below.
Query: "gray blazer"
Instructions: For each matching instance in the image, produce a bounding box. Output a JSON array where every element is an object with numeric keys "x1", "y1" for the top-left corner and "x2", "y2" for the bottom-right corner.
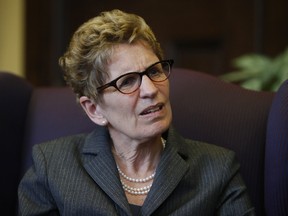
[{"x1": 18, "y1": 126, "x2": 255, "y2": 215}]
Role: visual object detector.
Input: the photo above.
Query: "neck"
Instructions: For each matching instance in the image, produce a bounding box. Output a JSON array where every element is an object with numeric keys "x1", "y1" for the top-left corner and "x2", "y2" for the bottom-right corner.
[
  {"x1": 112, "y1": 137, "x2": 166, "y2": 206},
  {"x1": 112, "y1": 136, "x2": 164, "y2": 175}
]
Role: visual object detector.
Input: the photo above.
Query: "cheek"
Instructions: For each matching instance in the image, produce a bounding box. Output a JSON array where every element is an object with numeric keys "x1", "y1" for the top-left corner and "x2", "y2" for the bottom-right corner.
[
  {"x1": 161, "y1": 82, "x2": 170, "y2": 103},
  {"x1": 166, "y1": 100, "x2": 171, "y2": 120},
  {"x1": 104, "y1": 97, "x2": 137, "y2": 122},
  {"x1": 163, "y1": 84, "x2": 172, "y2": 122},
  {"x1": 160, "y1": 79, "x2": 170, "y2": 94}
]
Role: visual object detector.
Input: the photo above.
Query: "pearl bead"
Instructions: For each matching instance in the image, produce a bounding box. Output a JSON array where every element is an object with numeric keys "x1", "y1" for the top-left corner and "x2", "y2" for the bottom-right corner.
[{"x1": 116, "y1": 138, "x2": 166, "y2": 195}]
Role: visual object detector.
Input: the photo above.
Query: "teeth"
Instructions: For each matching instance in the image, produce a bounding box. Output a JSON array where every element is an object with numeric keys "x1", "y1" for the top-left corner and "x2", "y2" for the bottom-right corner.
[
  {"x1": 146, "y1": 107, "x2": 160, "y2": 114},
  {"x1": 142, "y1": 106, "x2": 161, "y2": 115}
]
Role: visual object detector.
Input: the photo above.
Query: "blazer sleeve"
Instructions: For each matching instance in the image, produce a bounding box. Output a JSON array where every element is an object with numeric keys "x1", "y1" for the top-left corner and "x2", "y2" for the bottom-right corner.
[
  {"x1": 215, "y1": 151, "x2": 256, "y2": 216},
  {"x1": 18, "y1": 144, "x2": 59, "y2": 215}
]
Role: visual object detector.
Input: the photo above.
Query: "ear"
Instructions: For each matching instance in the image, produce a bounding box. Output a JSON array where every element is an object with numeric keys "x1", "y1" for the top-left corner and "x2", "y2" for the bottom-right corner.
[{"x1": 79, "y1": 96, "x2": 108, "y2": 126}]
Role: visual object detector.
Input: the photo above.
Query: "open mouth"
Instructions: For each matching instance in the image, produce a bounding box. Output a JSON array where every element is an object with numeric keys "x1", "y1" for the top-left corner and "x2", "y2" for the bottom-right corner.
[{"x1": 140, "y1": 104, "x2": 163, "y2": 116}]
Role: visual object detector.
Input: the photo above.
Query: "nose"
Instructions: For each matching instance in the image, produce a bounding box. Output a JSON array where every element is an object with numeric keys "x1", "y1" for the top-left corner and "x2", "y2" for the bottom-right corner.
[{"x1": 139, "y1": 75, "x2": 158, "y2": 97}]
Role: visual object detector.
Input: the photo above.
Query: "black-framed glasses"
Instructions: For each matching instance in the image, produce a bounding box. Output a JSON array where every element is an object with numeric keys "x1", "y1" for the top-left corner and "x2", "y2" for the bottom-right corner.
[{"x1": 97, "y1": 59, "x2": 174, "y2": 94}]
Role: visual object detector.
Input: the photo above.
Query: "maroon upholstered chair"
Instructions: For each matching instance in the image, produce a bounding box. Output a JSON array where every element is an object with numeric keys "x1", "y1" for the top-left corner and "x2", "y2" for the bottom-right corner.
[
  {"x1": 20, "y1": 69, "x2": 275, "y2": 215},
  {"x1": 1, "y1": 69, "x2": 281, "y2": 215},
  {"x1": 22, "y1": 87, "x2": 96, "y2": 173},
  {"x1": 169, "y1": 69, "x2": 274, "y2": 215}
]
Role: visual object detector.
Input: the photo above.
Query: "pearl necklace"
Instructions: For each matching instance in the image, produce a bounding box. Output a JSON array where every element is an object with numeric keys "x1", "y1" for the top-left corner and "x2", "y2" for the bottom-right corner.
[
  {"x1": 117, "y1": 138, "x2": 166, "y2": 195},
  {"x1": 117, "y1": 165, "x2": 155, "y2": 183},
  {"x1": 120, "y1": 180, "x2": 152, "y2": 195}
]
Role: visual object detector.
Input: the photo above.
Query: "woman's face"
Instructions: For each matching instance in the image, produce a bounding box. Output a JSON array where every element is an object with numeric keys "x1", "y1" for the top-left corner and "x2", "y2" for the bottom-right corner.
[{"x1": 97, "y1": 41, "x2": 172, "y2": 142}]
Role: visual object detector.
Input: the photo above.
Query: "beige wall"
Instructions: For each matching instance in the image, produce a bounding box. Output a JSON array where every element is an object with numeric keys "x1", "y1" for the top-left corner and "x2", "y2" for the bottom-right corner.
[{"x1": 0, "y1": 0, "x2": 24, "y2": 77}]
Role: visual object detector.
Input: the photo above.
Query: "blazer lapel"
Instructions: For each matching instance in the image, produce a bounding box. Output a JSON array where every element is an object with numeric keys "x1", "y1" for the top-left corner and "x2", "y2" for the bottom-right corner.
[
  {"x1": 81, "y1": 126, "x2": 189, "y2": 216},
  {"x1": 141, "y1": 130, "x2": 189, "y2": 215},
  {"x1": 82, "y1": 128, "x2": 131, "y2": 215}
]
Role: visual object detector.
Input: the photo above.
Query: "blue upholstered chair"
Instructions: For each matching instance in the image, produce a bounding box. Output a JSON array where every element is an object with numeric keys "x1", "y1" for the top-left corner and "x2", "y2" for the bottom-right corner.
[
  {"x1": 0, "y1": 72, "x2": 32, "y2": 215},
  {"x1": 265, "y1": 80, "x2": 288, "y2": 216}
]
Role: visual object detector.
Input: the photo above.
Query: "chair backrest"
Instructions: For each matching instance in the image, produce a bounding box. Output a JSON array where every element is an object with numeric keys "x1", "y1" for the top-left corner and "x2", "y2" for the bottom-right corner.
[
  {"x1": 0, "y1": 72, "x2": 32, "y2": 215},
  {"x1": 22, "y1": 87, "x2": 96, "y2": 173},
  {"x1": 169, "y1": 68, "x2": 274, "y2": 215},
  {"x1": 265, "y1": 80, "x2": 288, "y2": 216},
  {"x1": 20, "y1": 68, "x2": 275, "y2": 215}
]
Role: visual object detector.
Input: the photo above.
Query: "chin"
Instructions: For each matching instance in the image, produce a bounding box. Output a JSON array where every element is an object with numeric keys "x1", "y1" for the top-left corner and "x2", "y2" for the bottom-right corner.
[
  {"x1": 152, "y1": 118, "x2": 171, "y2": 136},
  {"x1": 138, "y1": 110, "x2": 172, "y2": 139}
]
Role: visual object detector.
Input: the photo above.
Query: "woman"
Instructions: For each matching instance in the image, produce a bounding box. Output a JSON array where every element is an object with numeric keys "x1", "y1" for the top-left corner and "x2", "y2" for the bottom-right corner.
[{"x1": 18, "y1": 9, "x2": 255, "y2": 215}]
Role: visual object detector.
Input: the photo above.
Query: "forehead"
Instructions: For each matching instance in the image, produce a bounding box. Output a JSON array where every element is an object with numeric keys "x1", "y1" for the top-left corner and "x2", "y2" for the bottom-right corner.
[{"x1": 107, "y1": 42, "x2": 159, "y2": 79}]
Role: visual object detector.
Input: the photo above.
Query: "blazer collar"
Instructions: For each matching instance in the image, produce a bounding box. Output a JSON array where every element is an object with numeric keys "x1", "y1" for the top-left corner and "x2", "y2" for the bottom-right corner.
[
  {"x1": 82, "y1": 127, "x2": 131, "y2": 215},
  {"x1": 141, "y1": 127, "x2": 189, "y2": 215},
  {"x1": 82, "y1": 126, "x2": 189, "y2": 216}
]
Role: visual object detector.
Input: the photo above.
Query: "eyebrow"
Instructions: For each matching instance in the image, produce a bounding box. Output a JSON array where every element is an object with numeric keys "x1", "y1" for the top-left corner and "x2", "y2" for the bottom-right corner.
[
  {"x1": 110, "y1": 61, "x2": 158, "y2": 78},
  {"x1": 126, "y1": 61, "x2": 159, "y2": 73}
]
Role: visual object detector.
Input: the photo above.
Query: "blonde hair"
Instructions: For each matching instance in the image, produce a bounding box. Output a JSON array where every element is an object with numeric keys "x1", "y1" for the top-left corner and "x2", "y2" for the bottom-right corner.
[{"x1": 59, "y1": 9, "x2": 163, "y2": 102}]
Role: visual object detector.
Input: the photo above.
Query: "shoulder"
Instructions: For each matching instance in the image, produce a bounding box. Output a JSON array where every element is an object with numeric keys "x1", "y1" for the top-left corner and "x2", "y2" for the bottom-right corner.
[
  {"x1": 27, "y1": 133, "x2": 92, "y2": 184},
  {"x1": 184, "y1": 139, "x2": 235, "y2": 163},
  {"x1": 34, "y1": 133, "x2": 87, "y2": 155},
  {"x1": 180, "y1": 139, "x2": 237, "y2": 173},
  {"x1": 167, "y1": 127, "x2": 238, "y2": 175},
  {"x1": 172, "y1": 132, "x2": 243, "y2": 193},
  {"x1": 168, "y1": 127, "x2": 236, "y2": 164},
  {"x1": 31, "y1": 133, "x2": 88, "y2": 169}
]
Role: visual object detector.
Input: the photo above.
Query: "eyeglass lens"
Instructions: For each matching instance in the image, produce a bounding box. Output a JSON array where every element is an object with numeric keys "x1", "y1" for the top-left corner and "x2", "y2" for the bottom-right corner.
[{"x1": 116, "y1": 61, "x2": 170, "y2": 94}]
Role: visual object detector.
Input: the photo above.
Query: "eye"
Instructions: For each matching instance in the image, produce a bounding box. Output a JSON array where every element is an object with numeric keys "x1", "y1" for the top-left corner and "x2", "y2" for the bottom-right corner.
[
  {"x1": 147, "y1": 66, "x2": 163, "y2": 78},
  {"x1": 117, "y1": 74, "x2": 139, "y2": 89}
]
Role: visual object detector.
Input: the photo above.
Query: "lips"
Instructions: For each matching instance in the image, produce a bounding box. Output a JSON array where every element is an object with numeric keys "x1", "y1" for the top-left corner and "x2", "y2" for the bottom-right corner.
[{"x1": 140, "y1": 104, "x2": 164, "y2": 116}]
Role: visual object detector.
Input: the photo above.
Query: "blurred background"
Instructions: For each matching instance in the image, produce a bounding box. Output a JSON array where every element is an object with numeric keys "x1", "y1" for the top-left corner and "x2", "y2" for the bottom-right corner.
[{"x1": 1, "y1": 0, "x2": 288, "y2": 88}]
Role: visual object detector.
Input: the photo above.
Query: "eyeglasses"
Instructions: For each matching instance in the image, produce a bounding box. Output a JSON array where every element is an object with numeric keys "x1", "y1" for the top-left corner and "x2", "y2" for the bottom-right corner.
[{"x1": 97, "y1": 59, "x2": 174, "y2": 94}]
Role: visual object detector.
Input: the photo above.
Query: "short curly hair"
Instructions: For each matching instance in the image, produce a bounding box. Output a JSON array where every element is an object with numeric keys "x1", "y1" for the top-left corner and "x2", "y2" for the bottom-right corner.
[{"x1": 59, "y1": 9, "x2": 164, "y2": 103}]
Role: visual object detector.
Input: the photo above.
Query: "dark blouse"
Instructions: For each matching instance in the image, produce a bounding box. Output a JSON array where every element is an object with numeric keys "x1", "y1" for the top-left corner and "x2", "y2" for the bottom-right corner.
[{"x1": 130, "y1": 204, "x2": 141, "y2": 215}]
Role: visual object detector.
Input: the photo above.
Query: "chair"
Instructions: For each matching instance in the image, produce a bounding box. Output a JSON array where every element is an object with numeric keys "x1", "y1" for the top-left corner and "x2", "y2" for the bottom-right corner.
[
  {"x1": 169, "y1": 69, "x2": 274, "y2": 215},
  {"x1": 22, "y1": 87, "x2": 95, "y2": 173},
  {"x1": 265, "y1": 80, "x2": 288, "y2": 216},
  {"x1": 0, "y1": 72, "x2": 33, "y2": 215},
  {"x1": 1, "y1": 69, "x2": 280, "y2": 215}
]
